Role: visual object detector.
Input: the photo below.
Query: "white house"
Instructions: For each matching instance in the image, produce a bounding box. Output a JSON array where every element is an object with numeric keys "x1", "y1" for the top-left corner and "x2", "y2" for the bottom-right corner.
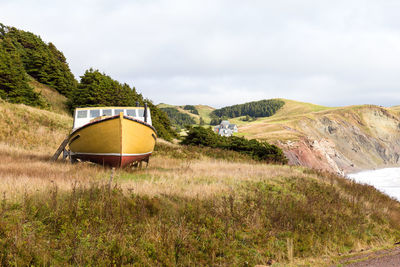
[{"x1": 214, "y1": 120, "x2": 238, "y2": 137}]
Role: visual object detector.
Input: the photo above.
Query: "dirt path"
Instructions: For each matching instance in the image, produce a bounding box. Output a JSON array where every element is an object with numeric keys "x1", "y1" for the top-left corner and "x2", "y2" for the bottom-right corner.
[{"x1": 340, "y1": 246, "x2": 400, "y2": 266}]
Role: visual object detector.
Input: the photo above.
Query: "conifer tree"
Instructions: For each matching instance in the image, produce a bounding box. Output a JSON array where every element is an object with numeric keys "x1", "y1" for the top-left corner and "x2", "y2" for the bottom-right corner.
[{"x1": 0, "y1": 37, "x2": 44, "y2": 106}]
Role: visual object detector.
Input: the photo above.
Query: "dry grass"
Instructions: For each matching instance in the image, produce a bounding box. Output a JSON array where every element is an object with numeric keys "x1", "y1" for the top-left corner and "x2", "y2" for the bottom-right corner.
[
  {"x1": 0, "y1": 143, "x2": 107, "y2": 202},
  {"x1": 0, "y1": 141, "x2": 302, "y2": 201},
  {"x1": 30, "y1": 78, "x2": 70, "y2": 115},
  {"x1": 117, "y1": 156, "x2": 307, "y2": 199},
  {"x1": 0, "y1": 99, "x2": 72, "y2": 152}
]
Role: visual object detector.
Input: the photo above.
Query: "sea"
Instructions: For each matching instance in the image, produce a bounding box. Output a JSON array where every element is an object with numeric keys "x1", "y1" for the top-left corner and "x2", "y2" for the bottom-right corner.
[{"x1": 347, "y1": 168, "x2": 400, "y2": 201}]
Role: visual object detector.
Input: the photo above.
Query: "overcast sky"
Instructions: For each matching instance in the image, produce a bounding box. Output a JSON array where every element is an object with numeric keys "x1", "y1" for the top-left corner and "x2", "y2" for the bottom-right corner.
[{"x1": 1, "y1": 0, "x2": 400, "y2": 107}]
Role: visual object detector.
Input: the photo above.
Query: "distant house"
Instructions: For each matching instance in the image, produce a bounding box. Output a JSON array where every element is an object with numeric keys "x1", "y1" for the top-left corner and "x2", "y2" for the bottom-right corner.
[{"x1": 214, "y1": 120, "x2": 238, "y2": 137}]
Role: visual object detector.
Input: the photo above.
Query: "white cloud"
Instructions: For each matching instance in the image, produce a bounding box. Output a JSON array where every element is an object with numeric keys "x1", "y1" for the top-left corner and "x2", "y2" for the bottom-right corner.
[{"x1": 1, "y1": 0, "x2": 400, "y2": 107}]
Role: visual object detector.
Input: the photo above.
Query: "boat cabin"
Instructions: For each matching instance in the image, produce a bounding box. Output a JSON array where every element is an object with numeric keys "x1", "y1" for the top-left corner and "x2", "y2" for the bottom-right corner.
[{"x1": 73, "y1": 107, "x2": 152, "y2": 130}]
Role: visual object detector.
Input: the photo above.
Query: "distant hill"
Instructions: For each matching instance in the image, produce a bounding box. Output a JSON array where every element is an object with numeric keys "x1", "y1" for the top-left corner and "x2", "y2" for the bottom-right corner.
[{"x1": 237, "y1": 99, "x2": 400, "y2": 174}]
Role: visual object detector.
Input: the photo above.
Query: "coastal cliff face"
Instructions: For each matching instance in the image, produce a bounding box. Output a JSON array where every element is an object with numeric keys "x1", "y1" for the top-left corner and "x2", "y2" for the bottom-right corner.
[{"x1": 239, "y1": 101, "x2": 400, "y2": 174}]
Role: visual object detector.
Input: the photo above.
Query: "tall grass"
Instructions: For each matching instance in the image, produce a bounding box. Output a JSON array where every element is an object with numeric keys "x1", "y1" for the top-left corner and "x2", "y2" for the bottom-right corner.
[
  {"x1": 0, "y1": 100, "x2": 72, "y2": 152},
  {"x1": 1, "y1": 172, "x2": 399, "y2": 266}
]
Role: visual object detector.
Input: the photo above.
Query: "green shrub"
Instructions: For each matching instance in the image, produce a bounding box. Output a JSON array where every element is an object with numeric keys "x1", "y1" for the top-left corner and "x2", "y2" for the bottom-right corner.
[{"x1": 181, "y1": 126, "x2": 287, "y2": 164}]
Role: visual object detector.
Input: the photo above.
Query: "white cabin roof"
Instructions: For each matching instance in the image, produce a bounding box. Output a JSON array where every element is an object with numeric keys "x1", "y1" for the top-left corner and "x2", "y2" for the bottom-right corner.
[{"x1": 72, "y1": 106, "x2": 152, "y2": 130}]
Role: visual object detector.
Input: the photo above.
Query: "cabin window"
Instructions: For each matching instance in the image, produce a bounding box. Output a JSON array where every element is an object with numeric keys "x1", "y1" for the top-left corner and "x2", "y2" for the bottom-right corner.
[
  {"x1": 114, "y1": 109, "x2": 124, "y2": 115},
  {"x1": 126, "y1": 109, "x2": 136, "y2": 117},
  {"x1": 102, "y1": 109, "x2": 112, "y2": 116},
  {"x1": 137, "y1": 109, "x2": 144, "y2": 117},
  {"x1": 77, "y1": 110, "x2": 87, "y2": 118},
  {"x1": 90, "y1": 109, "x2": 100, "y2": 118}
]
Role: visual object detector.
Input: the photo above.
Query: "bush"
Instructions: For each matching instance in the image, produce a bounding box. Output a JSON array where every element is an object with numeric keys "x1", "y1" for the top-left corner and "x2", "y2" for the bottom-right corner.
[{"x1": 181, "y1": 126, "x2": 287, "y2": 164}]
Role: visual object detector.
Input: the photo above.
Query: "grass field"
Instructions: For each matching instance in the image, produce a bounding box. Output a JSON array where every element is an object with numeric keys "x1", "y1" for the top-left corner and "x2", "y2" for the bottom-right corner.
[{"x1": 1, "y1": 94, "x2": 400, "y2": 266}]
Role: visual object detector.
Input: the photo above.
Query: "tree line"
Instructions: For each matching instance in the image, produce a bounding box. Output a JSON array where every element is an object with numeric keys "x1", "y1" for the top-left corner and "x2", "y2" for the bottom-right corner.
[
  {"x1": 210, "y1": 99, "x2": 285, "y2": 125},
  {"x1": 0, "y1": 23, "x2": 77, "y2": 98}
]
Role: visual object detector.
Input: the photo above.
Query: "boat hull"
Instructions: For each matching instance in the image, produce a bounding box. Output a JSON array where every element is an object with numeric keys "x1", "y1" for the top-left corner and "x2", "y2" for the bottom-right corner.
[{"x1": 68, "y1": 114, "x2": 156, "y2": 167}]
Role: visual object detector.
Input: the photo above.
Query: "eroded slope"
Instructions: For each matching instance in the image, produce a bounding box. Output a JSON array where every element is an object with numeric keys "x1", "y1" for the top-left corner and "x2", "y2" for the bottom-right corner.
[{"x1": 240, "y1": 100, "x2": 400, "y2": 174}]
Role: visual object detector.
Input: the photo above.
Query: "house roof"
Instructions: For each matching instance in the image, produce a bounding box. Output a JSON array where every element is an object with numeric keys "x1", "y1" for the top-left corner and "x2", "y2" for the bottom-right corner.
[{"x1": 228, "y1": 124, "x2": 237, "y2": 129}]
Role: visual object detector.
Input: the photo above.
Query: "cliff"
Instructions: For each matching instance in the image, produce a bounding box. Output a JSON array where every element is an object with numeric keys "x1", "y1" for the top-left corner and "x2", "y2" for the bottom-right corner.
[{"x1": 239, "y1": 100, "x2": 400, "y2": 174}]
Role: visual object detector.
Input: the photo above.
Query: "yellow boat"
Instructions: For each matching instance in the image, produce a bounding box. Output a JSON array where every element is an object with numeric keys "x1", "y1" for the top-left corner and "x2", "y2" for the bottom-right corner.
[{"x1": 68, "y1": 106, "x2": 157, "y2": 167}]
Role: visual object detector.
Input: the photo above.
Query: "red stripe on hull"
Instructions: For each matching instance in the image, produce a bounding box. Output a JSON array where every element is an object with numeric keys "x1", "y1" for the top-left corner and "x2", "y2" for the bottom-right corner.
[{"x1": 72, "y1": 153, "x2": 151, "y2": 168}]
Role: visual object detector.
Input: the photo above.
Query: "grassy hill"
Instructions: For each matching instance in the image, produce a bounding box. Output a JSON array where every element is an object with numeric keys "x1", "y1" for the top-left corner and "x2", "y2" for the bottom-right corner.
[
  {"x1": 0, "y1": 92, "x2": 400, "y2": 265},
  {"x1": 235, "y1": 99, "x2": 400, "y2": 174},
  {"x1": 236, "y1": 99, "x2": 397, "y2": 142},
  {"x1": 235, "y1": 99, "x2": 337, "y2": 140}
]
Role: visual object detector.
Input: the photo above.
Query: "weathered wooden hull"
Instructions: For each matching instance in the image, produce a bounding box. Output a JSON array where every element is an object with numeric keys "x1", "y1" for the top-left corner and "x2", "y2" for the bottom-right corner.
[{"x1": 68, "y1": 113, "x2": 157, "y2": 167}]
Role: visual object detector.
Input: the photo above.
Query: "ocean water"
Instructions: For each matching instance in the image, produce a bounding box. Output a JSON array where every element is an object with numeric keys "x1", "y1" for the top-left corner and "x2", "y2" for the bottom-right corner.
[{"x1": 347, "y1": 168, "x2": 400, "y2": 201}]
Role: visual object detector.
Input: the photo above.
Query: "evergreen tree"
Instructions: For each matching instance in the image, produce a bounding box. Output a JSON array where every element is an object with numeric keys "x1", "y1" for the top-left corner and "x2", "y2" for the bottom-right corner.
[
  {"x1": 0, "y1": 37, "x2": 45, "y2": 107},
  {"x1": 211, "y1": 99, "x2": 285, "y2": 119},
  {"x1": 4, "y1": 26, "x2": 77, "y2": 97}
]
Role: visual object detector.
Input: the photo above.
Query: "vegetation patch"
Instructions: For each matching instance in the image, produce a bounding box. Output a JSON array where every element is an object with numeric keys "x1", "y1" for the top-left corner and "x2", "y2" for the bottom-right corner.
[
  {"x1": 210, "y1": 99, "x2": 285, "y2": 124},
  {"x1": 160, "y1": 107, "x2": 196, "y2": 128},
  {"x1": 181, "y1": 126, "x2": 287, "y2": 164},
  {"x1": 1, "y1": 173, "x2": 399, "y2": 266},
  {"x1": 0, "y1": 23, "x2": 77, "y2": 98},
  {"x1": 183, "y1": 105, "x2": 199, "y2": 115}
]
